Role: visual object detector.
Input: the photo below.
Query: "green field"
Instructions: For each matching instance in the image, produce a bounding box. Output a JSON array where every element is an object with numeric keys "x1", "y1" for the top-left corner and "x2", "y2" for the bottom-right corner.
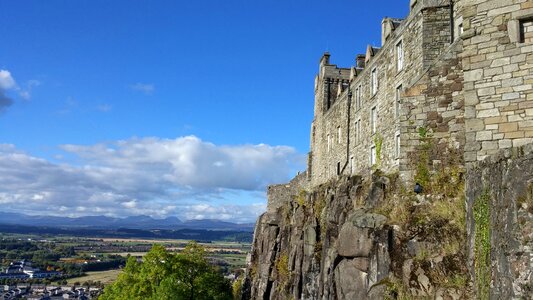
[{"x1": 67, "y1": 269, "x2": 122, "y2": 285}]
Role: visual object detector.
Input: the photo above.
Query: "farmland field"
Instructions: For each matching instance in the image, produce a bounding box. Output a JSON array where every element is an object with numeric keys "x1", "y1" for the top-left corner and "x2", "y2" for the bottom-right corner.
[{"x1": 67, "y1": 269, "x2": 122, "y2": 285}]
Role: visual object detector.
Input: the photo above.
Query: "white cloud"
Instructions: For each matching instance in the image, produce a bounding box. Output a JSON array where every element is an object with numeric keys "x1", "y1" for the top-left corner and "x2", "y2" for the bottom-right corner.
[
  {"x1": 0, "y1": 137, "x2": 305, "y2": 222},
  {"x1": 130, "y1": 83, "x2": 154, "y2": 95},
  {"x1": 0, "y1": 70, "x2": 16, "y2": 90},
  {"x1": 0, "y1": 70, "x2": 39, "y2": 109},
  {"x1": 0, "y1": 70, "x2": 16, "y2": 111}
]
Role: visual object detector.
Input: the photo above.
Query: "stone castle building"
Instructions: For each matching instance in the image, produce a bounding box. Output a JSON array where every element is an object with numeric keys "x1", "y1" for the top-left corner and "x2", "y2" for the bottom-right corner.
[
  {"x1": 305, "y1": 0, "x2": 533, "y2": 187},
  {"x1": 248, "y1": 1, "x2": 533, "y2": 299}
]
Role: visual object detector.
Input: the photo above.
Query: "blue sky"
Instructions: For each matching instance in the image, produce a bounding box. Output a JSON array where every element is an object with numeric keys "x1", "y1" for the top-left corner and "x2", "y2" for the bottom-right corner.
[{"x1": 0, "y1": 0, "x2": 409, "y2": 222}]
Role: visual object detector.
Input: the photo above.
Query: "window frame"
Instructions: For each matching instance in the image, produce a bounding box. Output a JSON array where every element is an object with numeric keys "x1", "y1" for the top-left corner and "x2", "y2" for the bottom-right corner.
[
  {"x1": 371, "y1": 67, "x2": 378, "y2": 96},
  {"x1": 370, "y1": 145, "x2": 377, "y2": 166},
  {"x1": 371, "y1": 106, "x2": 377, "y2": 134},
  {"x1": 395, "y1": 84, "x2": 402, "y2": 119},
  {"x1": 396, "y1": 40, "x2": 404, "y2": 72},
  {"x1": 395, "y1": 132, "x2": 401, "y2": 159}
]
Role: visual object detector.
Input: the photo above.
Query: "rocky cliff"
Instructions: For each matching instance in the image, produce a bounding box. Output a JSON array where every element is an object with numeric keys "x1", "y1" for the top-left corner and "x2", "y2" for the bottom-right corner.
[
  {"x1": 466, "y1": 144, "x2": 533, "y2": 299},
  {"x1": 242, "y1": 145, "x2": 533, "y2": 299},
  {"x1": 243, "y1": 166, "x2": 470, "y2": 299}
]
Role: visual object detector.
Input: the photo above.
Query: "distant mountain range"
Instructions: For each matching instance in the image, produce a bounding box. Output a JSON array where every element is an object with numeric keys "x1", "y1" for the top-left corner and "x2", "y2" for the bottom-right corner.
[{"x1": 0, "y1": 212, "x2": 255, "y2": 232}]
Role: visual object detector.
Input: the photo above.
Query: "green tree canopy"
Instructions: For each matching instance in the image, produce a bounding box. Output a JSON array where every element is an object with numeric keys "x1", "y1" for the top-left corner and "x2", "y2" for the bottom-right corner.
[{"x1": 100, "y1": 242, "x2": 232, "y2": 300}]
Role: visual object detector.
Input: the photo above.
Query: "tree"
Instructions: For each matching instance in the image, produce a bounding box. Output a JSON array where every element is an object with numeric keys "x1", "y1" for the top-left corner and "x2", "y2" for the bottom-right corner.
[{"x1": 100, "y1": 242, "x2": 232, "y2": 300}]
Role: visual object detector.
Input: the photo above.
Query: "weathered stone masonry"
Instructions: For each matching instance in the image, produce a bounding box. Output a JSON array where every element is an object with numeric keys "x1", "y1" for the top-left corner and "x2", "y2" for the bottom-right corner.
[
  {"x1": 309, "y1": 0, "x2": 468, "y2": 186},
  {"x1": 308, "y1": 0, "x2": 532, "y2": 187}
]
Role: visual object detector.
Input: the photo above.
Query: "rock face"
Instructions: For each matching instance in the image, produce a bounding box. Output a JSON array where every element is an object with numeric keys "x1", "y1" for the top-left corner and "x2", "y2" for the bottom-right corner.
[
  {"x1": 242, "y1": 173, "x2": 470, "y2": 299},
  {"x1": 243, "y1": 176, "x2": 391, "y2": 300},
  {"x1": 242, "y1": 145, "x2": 533, "y2": 300},
  {"x1": 466, "y1": 144, "x2": 533, "y2": 299}
]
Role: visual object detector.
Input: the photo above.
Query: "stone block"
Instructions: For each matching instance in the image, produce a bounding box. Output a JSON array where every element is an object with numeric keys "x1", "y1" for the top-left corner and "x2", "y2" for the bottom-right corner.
[
  {"x1": 465, "y1": 119, "x2": 485, "y2": 132},
  {"x1": 464, "y1": 69, "x2": 483, "y2": 81},
  {"x1": 478, "y1": 108, "x2": 500, "y2": 118},
  {"x1": 477, "y1": 87, "x2": 496, "y2": 97},
  {"x1": 505, "y1": 131, "x2": 525, "y2": 139},
  {"x1": 490, "y1": 57, "x2": 510, "y2": 67},
  {"x1": 498, "y1": 139, "x2": 513, "y2": 149},
  {"x1": 502, "y1": 93, "x2": 520, "y2": 100},
  {"x1": 476, "y1": 131, "x2": 493, "y2": 141},
  {"x1": 519, "y1": 120, "x2": 533, "y2": 128},
  {"x1": 500, "y1": 122, "x2": 518, "y2": 132},
  {"x1": 482, "y1": 141, "x2": 499, "y2": 150},
  {"x1": 485, "y1": 116, "x2": 507, "y2": 124},
  {"x1": 513, "y1": 138, "x2": 533, "y2": 147}
]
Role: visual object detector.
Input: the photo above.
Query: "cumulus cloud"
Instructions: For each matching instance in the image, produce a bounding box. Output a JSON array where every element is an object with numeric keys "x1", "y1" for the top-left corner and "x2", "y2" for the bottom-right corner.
[
  {"x1": 130, "y1": 83, "x2": 154, "y2": 95},
  {"x1": 0, "y1": 70, "x2": 38, "y2": 109},
  {"x1": 0, "y1": 137, "x2": 305, "y2": 222},
  {"x1": 0, "y1": 70, "x2": 16, "y2": 111}
]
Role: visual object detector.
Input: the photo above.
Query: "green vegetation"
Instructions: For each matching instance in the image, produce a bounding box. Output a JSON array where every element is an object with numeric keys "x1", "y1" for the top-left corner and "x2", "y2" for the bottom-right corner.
[
  {"x1": 100, "y1": 242, "x2": 233, "y2": 300},
  {"x1": 66, "y1": 269, "x2": 122, "y2": 285},
  {"x1": 0, "y1": 238, "x2": 125, "y2": 284},
  {"x1": 414, "y1": 126, "x2": 432, "y2": 188},
  {"x1": 232, "y1": 275, "x2": 244, "y2": 300},
  {"x1": 275, "y1": 252, "x2": 290, "y2": 294},
  {"x1": 373, "y1": 134, "x2": 384, "y2": 168},
  {"x1": 296, "y1": 189, "x2": 307, "y2": 207},
  {"x1": 473, "y1": 190, "x2": 491, "y2": 299}
]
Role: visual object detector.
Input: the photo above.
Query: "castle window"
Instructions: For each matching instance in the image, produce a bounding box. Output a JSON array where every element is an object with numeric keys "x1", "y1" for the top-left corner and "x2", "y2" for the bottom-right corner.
[
  {"x1": 520, "y1": 18, "x2": 533, "y2": 43},
  {"x1": 371, "y1": 106, "x2": 377, "y2": 134},
  {"x1": 396, "y1": 41, "x2": 403, "y2": 72},
  {"x1": 395, "y1": 132, "x2": 401, "y2": 158},
  {"x1": 336, "y1": 162, "x2": 341, "y2": 175},
  {"x1": 395, "y1": 84, "x2": 402, "y2": 118},
  {"x1": 337, "y1": 126, "x2": 342, "y2": 144},
  {"x1": 327, "y1": 134, "x2": 331, "y2": 152},
  {"x1": 370, "y1": 145, "x2": 377, "y2": 166},
  {"x1": 350, "y1": 157, "x2": 354, "y2": 174},
  {"x1": 355, "y1": 85, "x2": 362, "y2": 110},
  {"x1": 371, "y1": 68, "x2": 378, "y2": 95},
  {"x1": 458, "y1": 23, "x2": 464, "y2": 36},
  {"x1": 355, "y1": 119, "x2": 361, "y2": 143}
]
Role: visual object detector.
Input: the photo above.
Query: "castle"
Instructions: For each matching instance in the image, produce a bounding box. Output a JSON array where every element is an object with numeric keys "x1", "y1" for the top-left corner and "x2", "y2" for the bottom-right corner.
[
  {"x1": 248, "y1": 1, "x2": 533, "y2": 298},
  {"x1": 304, "y1": 0, "x2": 533, "y2": 187}
]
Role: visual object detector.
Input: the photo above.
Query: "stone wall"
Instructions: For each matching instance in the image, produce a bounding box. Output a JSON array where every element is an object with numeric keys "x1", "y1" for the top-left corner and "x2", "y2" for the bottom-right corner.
[
  {"x1": 465, "y1": 144, "x2": 533, "y2": 299},
  {"x1": 266, "y1": 172, "x2": 308, "y2": 214},
  {"x1": 400, "y1": 40, "x2": 465, "y2": 180},
  {"x1": 461, "y1": 0, "x2": 533, "y2": 163}
]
